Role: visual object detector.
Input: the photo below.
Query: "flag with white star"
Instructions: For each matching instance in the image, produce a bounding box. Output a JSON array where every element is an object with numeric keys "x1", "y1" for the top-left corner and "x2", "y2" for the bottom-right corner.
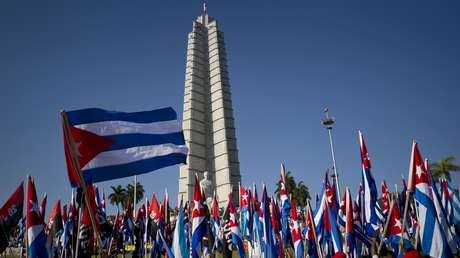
[{"x1": 62, "y1": 107, "x2": 187, "y2": 186}]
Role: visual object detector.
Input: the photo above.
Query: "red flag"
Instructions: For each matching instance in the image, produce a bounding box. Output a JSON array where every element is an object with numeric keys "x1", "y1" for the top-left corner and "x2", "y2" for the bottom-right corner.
[
  {"x1": 27, "y1": 178, "x2": 44, "y2": 228},
  {"x1": 0, "y1": 182, "x2": 24, "y2": 229},
  {"x1": 290, "y1": 198, "x2": 302, "y2": 243},
  {"x1": 136, "y1": 202, "x2": 145, "y2": 222},
  {"x1": 47, "y1": 200, "x2": 63, "y2": 233},
  {"x1": 211, "y1": 193, "x2": 219, "y2": 221},
  {"x1": 39, "y1": 193, "x2": 47, "y2": 222},
  {"x1": 163, "y1": 190, "x2": 170, "y2": 224},
  {"x1": 0, "y1": 182, "x2": 24, "y2": 252},
  {"x1": 239, "y1": 185, "x2": 249, "y2": 208},
  {"x1": 386, "y1": 202, "x2": 403, "y2": 237},
  {"x1": 149, "y1": 193, "x2": 161, "y2": 222},
  {"x1": 407, "y1": 141, "x2": 430, "y2": 192},
  {"x1": 381, "y1": 181, "x2": 389, "y2": 215}
]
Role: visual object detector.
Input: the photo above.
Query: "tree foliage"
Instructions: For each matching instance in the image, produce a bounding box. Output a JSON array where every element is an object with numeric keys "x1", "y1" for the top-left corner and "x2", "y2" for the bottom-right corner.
[
  {"x1": 275, "y1": 171, "x2": 311, "y2": 207},
  {"x1": 108, "y1": 181, "x2": 145, "y2": 210},
  {"x1": 429, "y1": 155, "x2": 460, "y2": 182}
]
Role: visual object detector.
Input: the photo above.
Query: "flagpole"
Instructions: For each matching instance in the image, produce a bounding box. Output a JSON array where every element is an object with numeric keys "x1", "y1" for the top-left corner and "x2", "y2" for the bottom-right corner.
[
  {"x1": 24, "y1": 177, "x2": 29, "y2": 258},
  {"x1": 60, "y1": 110, "x2": 103, "y2": 250},
  {"x1": 378, "y1": 197, "x2": 395, "y2": 254},
  {"x1": 134, "y1": 175, "x2": 137, "y2": 218},
  {"x1": 307, "y1": 200, "x2": 322, "y2": 258},
  {"x1": 321, "y1": 108, "x2": 341, "y2": 199},
  {"x1": 400, "y1": 140, "x2": 415, "y2": 252}
]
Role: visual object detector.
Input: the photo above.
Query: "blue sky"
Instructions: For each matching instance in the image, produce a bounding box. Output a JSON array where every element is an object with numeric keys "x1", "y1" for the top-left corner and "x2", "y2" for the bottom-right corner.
[{"x1": 1, "y1": 1, "x2": 459, "y2": 215}]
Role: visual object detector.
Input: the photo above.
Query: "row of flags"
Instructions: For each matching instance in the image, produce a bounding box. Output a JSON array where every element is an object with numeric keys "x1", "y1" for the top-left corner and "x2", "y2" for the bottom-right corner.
[
  {"x1": 1, "y1": 107, "x2": 460, "y2": 258},
  {"x1": 1, "y1": 144, "x2": 460, "y2": 258}
]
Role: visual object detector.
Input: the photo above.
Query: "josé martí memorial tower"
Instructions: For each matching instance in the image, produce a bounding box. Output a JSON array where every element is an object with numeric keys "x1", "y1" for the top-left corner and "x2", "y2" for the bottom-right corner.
[{"x1": 178, "y1": 5, "x2": 241, "y2": 206}]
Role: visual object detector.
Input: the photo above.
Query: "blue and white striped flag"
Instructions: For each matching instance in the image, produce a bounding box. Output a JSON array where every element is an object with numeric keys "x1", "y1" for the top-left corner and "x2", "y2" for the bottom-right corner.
[
  {"x1": 408, "y1": 142, "x2": 454, "y2": 258},
  {"x1": 63, "y1": 107, "x2": 187, "y2": 185},
  {"x1": 358, "y1": 131, "x2": 380, "y2": 236}
]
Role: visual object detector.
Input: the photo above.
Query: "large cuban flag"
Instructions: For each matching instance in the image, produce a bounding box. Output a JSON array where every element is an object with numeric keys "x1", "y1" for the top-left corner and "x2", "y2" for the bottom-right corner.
[
  {"x1": 407, "y1": 142, "x2": 453, "y2": 258},
  {"x1": 62, "y1": 107, "x2": 187, "y2": 186}
]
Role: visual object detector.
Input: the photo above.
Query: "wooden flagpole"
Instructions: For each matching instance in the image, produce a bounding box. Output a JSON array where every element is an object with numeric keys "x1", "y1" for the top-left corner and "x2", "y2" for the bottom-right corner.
[
  {"x1": 378, "y1": 196, "x2": 395, "y2": 254},
  {"x1": 399, "y1": 140, "x2": 415, "y2": 252},
  {"x1": 60, "y1": 110, "x2": 103, "y2": 250}
]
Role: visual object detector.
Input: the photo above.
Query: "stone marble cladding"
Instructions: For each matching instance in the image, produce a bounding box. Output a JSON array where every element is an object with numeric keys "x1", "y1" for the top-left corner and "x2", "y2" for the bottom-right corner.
[{"x1": 178, "y1": 10, "x2": 240, "y2": 206}]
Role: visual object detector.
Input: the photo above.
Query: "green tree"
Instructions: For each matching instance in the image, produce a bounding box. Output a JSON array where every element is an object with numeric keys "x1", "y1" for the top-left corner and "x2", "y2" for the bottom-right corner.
[
  {"x1": 429, "y1": 156, "x2": 460, "y2": 182},
  {"x1": 126, "y1": 181, "x2": 145, "y2": 206},
  {"x1": 275, "y1": 171, "x2": 311, "y2": 207},
  {"x1": 108, "y1": 185, "x2": 126, "y2": 211}
]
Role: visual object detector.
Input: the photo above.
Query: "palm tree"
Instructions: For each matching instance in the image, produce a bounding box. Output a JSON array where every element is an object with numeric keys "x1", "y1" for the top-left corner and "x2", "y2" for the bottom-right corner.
[
  {"x1": 109, "y1": 185, "x2": 126, "y2": 211},
  {"x1": 126, "y1": 181, "x2": 145, "y2": 206},
  {"x1": 429, "y1": 156, "x2": 460, "y2": 182},
  {"x1": 275, "y1": 171, "x2": 311, "y2": 207},
  {"x1": 293, "y1": 181, "x2": 310, "y2": 207}
]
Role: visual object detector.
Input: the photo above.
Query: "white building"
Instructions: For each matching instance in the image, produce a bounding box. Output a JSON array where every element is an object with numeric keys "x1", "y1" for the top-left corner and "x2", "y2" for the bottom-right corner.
[{"x1": 178, "y1": 5, "x2": 241, "y2": 206}]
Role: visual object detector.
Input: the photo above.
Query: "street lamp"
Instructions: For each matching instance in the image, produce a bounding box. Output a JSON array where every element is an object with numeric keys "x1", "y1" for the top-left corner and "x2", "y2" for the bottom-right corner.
[{"x1": 321, "y1": 107, "x2": 341, "y2": 199}]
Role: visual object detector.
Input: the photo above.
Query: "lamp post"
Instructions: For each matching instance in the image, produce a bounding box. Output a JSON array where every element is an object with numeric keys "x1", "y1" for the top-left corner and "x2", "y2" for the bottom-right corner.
[{"x1": 321, "y1": 107, "x2": 341, "y2": 199}]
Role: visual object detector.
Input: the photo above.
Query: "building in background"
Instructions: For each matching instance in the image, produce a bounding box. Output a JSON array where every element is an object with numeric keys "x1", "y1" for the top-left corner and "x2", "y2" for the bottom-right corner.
[{"x1": 178, "y1": 5, "x2": 241, "y2": 206}]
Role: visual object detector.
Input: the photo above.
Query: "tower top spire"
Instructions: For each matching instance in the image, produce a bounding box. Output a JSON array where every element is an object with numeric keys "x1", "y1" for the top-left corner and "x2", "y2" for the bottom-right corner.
[{"x1": 203, "y1": 3, "x2": 207, "y2": 14}]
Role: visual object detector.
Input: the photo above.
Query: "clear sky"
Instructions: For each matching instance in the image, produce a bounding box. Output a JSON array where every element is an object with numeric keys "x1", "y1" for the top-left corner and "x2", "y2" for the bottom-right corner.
[{"x1": 1, "y1": 1, "x2": 459, "y2": 215}]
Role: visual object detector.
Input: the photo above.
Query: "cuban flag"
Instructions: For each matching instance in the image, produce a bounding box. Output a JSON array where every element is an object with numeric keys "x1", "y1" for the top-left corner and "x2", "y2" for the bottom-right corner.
[
  {"x1": 407, "y1": 141, "x2": 453, "y2": 258},
  {"x1": 381, "y1": 181, "x2": 390, "y2": 217},
  {"x1": 60, "y1": 204, "x2": 72, "y2": 255},
  {"x1": 279, "y1": 163, "x2": 292, "y2": 247},
  {"x1": 262, "y1": 185, "x2": 277, "y2": 258},
  {"x1": 252, "y1": 184, "x2": 264, "y2": 252},
  {"x1": 338, "y1": 191, "x2": 346, "y2": 228},
  {"x1": 270, "y1": 198, "x2": 283, "y2": 258},
  {"x1": 344, "y1": 188, "x2": 356, "y2": 258},
  {"x1": 351, "y1": 193, "x2": 372, "y2": 251},
  {"x1": 26, "y1": 176, "x2": 49, "y2": 258},
  {"x1": 304, "y1": 201, "x2": 319, "y2": 258},
  {"x1": 442, "y1": 179, "x2": 460, "y2": 229},
  {"x1": 384, "y1": 201, "x2": 411, "y2": 256},
  {"x1": 239, "y1": 184, "x2": 250, "y2": 241},
  {"x1": 313, "y1": 173, "x2": 328, "y2": 247},
  {"x1": 289, "y1": 198, "x2": 304, "y2": 258},
  {"x1": 62, "y1": 107, "x2": 187, "y2": 186},
  {"x1": 191, "y1": 175, "x2": 207, "y2": 258},
  {"x1": 358, "y1": 131, "x2": 379, "y2": 236},
  {"x1": 210, "y1": 192, "x2": 222, "y2": 253},
  {"x1": 325, "y1": 197, "x2": 343, "y2": 253},
  {"x1": 426, "y1": 160, "x2": 459, "y2": 254},
  {"x1": 227, "y1": 193, "x2": 246, "y2": 258}
]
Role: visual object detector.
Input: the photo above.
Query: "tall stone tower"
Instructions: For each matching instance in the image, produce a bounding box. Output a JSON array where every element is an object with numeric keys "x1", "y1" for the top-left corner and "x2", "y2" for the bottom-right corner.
[{"x1": 178, "y1": 5, "x2": 240, "y2": 206}]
